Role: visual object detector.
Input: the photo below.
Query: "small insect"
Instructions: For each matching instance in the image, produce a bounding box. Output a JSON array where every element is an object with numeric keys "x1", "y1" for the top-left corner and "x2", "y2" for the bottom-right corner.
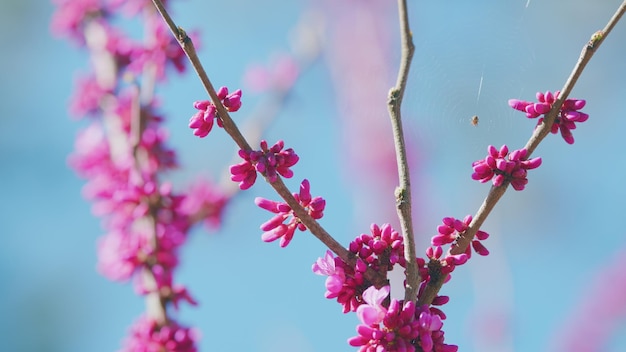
[{"x1": 471, "y1": 115, "x2": 479, "y2": 126}]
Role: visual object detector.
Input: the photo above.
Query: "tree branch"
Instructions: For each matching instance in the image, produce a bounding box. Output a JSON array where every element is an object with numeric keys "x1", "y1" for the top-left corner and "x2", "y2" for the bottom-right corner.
[
  {"x1": 419, "y1": 0, "x2": 626, "y2": 305},
  {"x1": 388, "y1": 0, "x2": 418, "y2": 303},
  {"x1": 150, "y1": 0, "x2": 387, "y2": 286}
]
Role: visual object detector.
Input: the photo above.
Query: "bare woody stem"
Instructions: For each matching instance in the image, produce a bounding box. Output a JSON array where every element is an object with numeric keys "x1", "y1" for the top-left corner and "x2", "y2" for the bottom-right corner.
[
  {"x1": 418, "y1": 0, "x2": 626, "y2": 306},
  {"x1": 388, "y1": 0, "x2": 418, "y2": 302},
  {"x1": 150, "y1": 0, "x2": 387, "y2": 286}
]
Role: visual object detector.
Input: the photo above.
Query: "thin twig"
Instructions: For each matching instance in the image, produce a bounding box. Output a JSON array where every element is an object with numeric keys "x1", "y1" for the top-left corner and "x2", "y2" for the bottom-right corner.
[
  {"x1": 388, "y1": 0, "x2": 418, "y2": 302},
  {"x1": 418, "y1": 1, "x2": 626, "y2": 306},
  {"x1": 150, "y1": 0, "x2": 387, "y2": 286}
]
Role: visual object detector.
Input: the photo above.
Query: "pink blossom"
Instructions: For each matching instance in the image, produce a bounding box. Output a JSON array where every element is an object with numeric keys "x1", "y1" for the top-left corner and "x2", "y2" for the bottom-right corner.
[
  {"x1": 50, "y1": 0, "x2": 103, "y2": 43},
  {"x1": 216, "y1": 86, "x2": 243, "y2": 112},
  {"x1": 120, "y1": 315, "x2": 199, "y2": 352},
  {"x1": 313, "y1": 251, "x2": 368, "y2": 313},
  {"x1": 424, "y1": 215, "x2": 489, "y2": 287},
  {"x1": 189, "y1": 87, "x2": 243, "y2": 137},
  {"x1": 431, "y1": 215, "x2": 489, "y2": 259},
  {"x1": 97, "y1": 230, "x2": 142, "y2": 281},
  {"x1": 314, "y1": 224, "x2": 408, "y2": 313},
  {"x1": 69, "y1": 74, "x2": 111, "y2": 117},
  {"x1": 356, "y1": 286, "x2": 390, "y2": 325},
  {"x1": 472, "y1": 145, "x2": 542, "y2": 191},
  {"x1": 128, "y1": 20, "x2": 188, "y2": 81},
  {"x1": 103, "y1": 25, "x2": 136, "y2": 71},
  {"x1": 312, "y1": 250, "x2": 347, "y2": 298},
  {"x1": 230, "y1": 140, "x2": 299, "y2": 189},
  {"x1": 349, "y1": 223, "x2": 407, "y2": 271},
  {"x1": 189, "y1": 100, "x2": 220, "y2": 138},
  {"x1": 509, "y1": 90, "x2": 588, "y2": 144},
  {"x1": 67, "y1": 122, "x2": 117, "y2": 178},
  {"x1": 178, "y1": 179, "x2": 229, "y2": 230},
  {"x1": 349, "y1": 293, "x2": 458, "y2": 352},
  {"x1": 255, "y1": 179, "x2": 325, "y2": 247}
]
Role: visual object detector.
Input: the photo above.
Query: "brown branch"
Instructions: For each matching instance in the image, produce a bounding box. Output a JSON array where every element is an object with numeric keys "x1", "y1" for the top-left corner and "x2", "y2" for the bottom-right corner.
[
  {"x1": 417, "y1": 0, "x2": 626, "y2": 306},
  {"x1": 150, "y1": 0, "x2": 387, "y2": 286},
  {"x1": 388, "y1": 0, "x2": 418, "y2": 302}
]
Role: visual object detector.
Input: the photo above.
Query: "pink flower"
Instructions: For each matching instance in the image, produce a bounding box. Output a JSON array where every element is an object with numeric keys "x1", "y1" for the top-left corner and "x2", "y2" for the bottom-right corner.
[
  {"x1": 509, "y1": 90, "x2": 588, "y2": 144},
  {"x1": 312, "y1": 250, "x2": 347, "y2": 298},
  {"x1": 189, "y1": 100, "x2": 220, "y2": 138},
  {"x1": 120, "y1": 315, "x2": 199, "y2": 352},
  {"x1": 313, "y1": 251, "x2": 368, "y2": 313},
  {"x1": 431, "y1": 215, "x2": 489, "y2": 257},
  {"x1": 97, "y1": 230, "x2": 142, "y2": 281},
  {"x1": 314, "y1": 224, "x2": 407, "y2": 313},
  {"x1": 229, "y1": 149, "x2": 258, "y2": 190},
  {"x1": 216, "y1": 86, "x2": 242, "y2": 112},
  {"x1": 189, "y1": 87, "x2": 243, "y2": 137},
  {"x1": 472, "y1": 145, "x2": 542, "y2": 191},
  {"x1": 230, "y1": 140, "x2": 299, "y2": 189},
  {"x1": 349, "y1": 292, "x2": 458, "y2": 352},
  {"x1": 69, "y1": 74, "x2": 111, "y2": 117},
  {"x1": 425, "y1": 215, "x2": 489, "y2": 286},
  {"x1": 255, "y1": 179, "x2": 325, "y2": 247},
  {"x1": 128, "y1": 20, "x2": 188, "y2": 80},
  {"x1": 50, "y1": 0, "x2": 103, "y2": 43},
  {"x1": 356, "y1": 286, "x2": 390, "y2": 325},
  {"x1": 178, "y1": 179, "x2": 229, "y2": 230},
  {"x1": 349, "y1": 223, "x2": 407, "y2": 271}
]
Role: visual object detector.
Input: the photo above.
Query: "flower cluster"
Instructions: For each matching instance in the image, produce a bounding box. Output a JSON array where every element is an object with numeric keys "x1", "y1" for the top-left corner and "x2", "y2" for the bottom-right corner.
[
  {"x1": 412, "y1": 216, "x2": 489, "y2": 318},
  {"x1": 509, "y1": 90, "x2": 588, "y2": 144},
  {"x1": 313, "y1": 224, "x2": 406, "y2": 313},
  {"x1": 330, "y1": 218, "x2": 490, "y2": 350},
  {"x1": 432, "y1": 215, "x2": 489, "y2": 259},
  {"x1": 255, "y1": 179, "x2": 325, "y2": 247},
  {"x1": 348, "y1": 286, "x2": 458, "y2": 352},
  {"x1": 189, "y1": 86, "x2": 243, "y2": 137},
  {"x1": 230, "y1": 139, "x2": 299, "y2": 189},
  {"x1": 349, "y1": 223, "x2": 407, "y2": 272},
  {"x1": 471, "y1": 145, "x2": 542, "y2": 191},
  {"x1": 313, "y1": 250, "x2": 368, "y2": 313},
  {"x1": 54, "y1": 0, "x2": 231, "y2": 349},
  {"x1": 121, "y1": 315, "x2": 198, "y2": 352}
]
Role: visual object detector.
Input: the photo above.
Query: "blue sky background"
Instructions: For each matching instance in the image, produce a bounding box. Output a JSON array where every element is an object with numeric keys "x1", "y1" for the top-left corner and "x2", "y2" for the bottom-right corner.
[{"x1": 1, "y1": 0, "x2": 626, "y2": 351}]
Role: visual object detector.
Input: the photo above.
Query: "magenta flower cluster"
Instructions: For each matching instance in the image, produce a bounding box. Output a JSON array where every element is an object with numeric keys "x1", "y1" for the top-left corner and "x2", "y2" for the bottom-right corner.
[
  {"x1": 312, "y1": 217, "x2": 491, "y2": 349},
  {"x1": 255, "y1": 179, "x2": 326, "y2": 247},
  {"x1": 230, "y1": 139, "x2": 299, "y2": 189},
  {"x1": 432, "y1": 215, "x2": 489, "y2": 259},
  {"x1": 189, "y1": 86, "x2": 242, "y2": 137},
  {"x1": 509, "y1": 90, "x2": 588, "y2": 144},
  {"x1": 416, "y1": 216, "x2": 489, "y2": 320},
  {"x1": 348, "y1": 286, "x2": 458, "y2": 352},
  {"x1": 471, "y1": 145, "x2": 542, "y2": 191},
  {"x1": 313, "y1": 224, "x2": 407, "y2": 313},
  {"x1": 52, "y1": 0, "x2": 234, "y2": 349},
  {"x1": 121, "y1": 315, "x2": 198, "y2": 352}
]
